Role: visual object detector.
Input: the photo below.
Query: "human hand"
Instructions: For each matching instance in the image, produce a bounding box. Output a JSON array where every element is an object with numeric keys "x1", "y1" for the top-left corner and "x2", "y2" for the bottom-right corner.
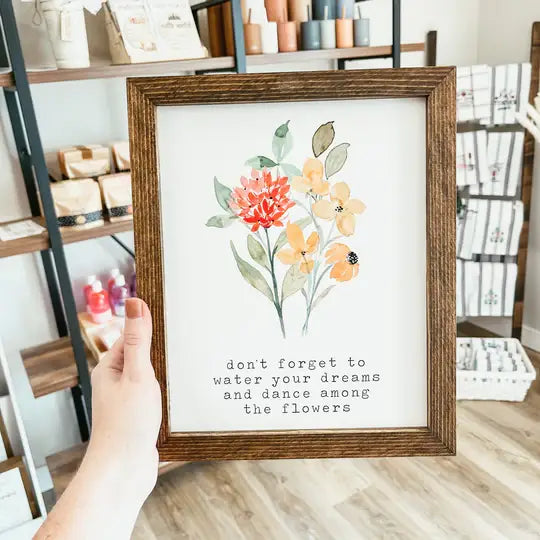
[
  {"x1": 36, "y1": 298, "x2": 162, "y2": 540},
  {"x1": 84, "y1": 297, "x2": 161, "y2": 507}
]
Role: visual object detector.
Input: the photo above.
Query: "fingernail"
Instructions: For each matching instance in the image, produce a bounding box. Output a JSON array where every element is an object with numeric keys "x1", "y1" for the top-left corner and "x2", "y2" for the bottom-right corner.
[{"x1": 126, "y1": 298, "x2": 143, "y2": 319}]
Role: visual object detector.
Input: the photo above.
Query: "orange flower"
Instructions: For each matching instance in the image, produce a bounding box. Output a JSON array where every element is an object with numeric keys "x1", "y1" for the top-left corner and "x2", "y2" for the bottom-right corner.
[
  {"x1": 291, "y1": 158, "x2": 330, "y2": 196},
  {"x1": 312, "y1": 182, "x2": 365, "y2": 236},
  {"x1": 325, "y1": 243, "x2": 359, "y2": 282},
  {"x1": 229, "y1": 169, "x2": 295, "y2": 232},
  {"x1": 277, "y1": 222, "x2": 319, "y2": 273}
]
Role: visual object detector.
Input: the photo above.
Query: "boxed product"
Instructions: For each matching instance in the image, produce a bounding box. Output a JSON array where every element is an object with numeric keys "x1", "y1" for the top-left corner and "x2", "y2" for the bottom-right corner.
[
  {"x1": 104, "y1": 0, "x2": 207, "y2": 64},
  {"x1": 57, "y1": 145, "x2": 111, "y2": 179},
  {"x1": 112, "y1": 141, "x2": 130, "y2": 171},
  {"x1": 51, "y1": 179, "x2": 104, "y2": 229},
  {"x1": 457, "y1": 338, "x2": 536, "y2": 401},
  {"x1": 98, "y1": 173, "x2": 133, "y2": 222}
]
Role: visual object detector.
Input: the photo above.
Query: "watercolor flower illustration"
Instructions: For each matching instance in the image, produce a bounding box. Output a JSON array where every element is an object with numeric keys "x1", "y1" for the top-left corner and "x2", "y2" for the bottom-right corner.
[
  {"x1": 206, "y1": 120, "x2": 366, "y2": 337},
  {"x1": 313, "y1": 182, "x2": 366, "y2": 236},
  {"x1": 291, "y1": 158, "x2": 330, "y2": 195},
  {"x1": 277, "y1": 223, "x2": 319, "y2": 274},
  {"x1": 325, "y1": 243, "x2": 360, "y2": 282},
  {"x1": 229, "y1": 169, "x2": 294, "y2": 231}
]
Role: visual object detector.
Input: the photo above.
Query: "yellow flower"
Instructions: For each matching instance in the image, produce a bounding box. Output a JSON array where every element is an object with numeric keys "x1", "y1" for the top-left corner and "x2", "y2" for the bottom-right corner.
[
  {"x1": 312, "y1": 182, "x2": 365, "y2": 236},
  {"x1": 325, "y1": 243, "x2": 359, "y2": 282},
  {"x1": 277, "y1": 222, "x2": 319, "y2": 274},
  {"x1": 291, "y1": 158, "x2": 330, "y2": 196}
]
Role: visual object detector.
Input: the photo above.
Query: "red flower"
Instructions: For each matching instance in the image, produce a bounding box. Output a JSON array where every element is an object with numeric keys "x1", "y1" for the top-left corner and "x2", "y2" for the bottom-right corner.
[{"x1": 229, "y1": 169, "x2": 295, "y2": 232}]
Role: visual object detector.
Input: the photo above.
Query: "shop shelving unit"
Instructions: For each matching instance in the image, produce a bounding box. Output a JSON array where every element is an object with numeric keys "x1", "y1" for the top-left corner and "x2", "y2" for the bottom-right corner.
[{"x1": 0, "y1": 0, "x2": 436, "y2": 494}]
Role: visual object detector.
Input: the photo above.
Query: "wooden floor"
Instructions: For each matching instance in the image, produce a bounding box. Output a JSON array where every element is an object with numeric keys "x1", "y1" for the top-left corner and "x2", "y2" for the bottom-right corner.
[{"x1": 130, "y1": 351, "x2": 540, "y2": 539}]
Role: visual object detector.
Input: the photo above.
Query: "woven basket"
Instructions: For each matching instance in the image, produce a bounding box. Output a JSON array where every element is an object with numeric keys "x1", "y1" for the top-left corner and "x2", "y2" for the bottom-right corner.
[{"x1": 457, "y1": 338, "x2": 536, "y2": 401}]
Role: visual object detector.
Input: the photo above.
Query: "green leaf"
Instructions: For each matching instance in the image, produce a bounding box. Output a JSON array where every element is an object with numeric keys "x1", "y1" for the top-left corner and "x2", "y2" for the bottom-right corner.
[
  {"x1": 312, "y1": 122, "x2": 335, "y2": 157},
  {"x1": 206, "y1": 214, "x2": 236, "y2": 228},
  {"x1": 230, "y1": 241, "x2": 274, "y2": 302},
  {"x1": 312, "y1": 285, "x2": 335, "y2": 310},
  {"x1": 214, "y1": 177, "x2": 233, "y2": 213},
  {"x1": 272, "y1": 121, "x2": 293, "y2": 162},
  {"x1": 279, "y1": 162, "x2": 302, "y2": 178},
  {"x1": 245, "y1": 156, "x2": 278, "y2": 169},
  {"x1": 325, "y1": 143, "x2": 350, "y2": 178},
  {"x1": 275, "y1": 120, "x2": 290, "y2": 138},
  {"x1": 247, "y1": 235, "x2": 269, "y2": 270},
  {"x1": 282, "y1": 264, "x2": 308, "y2": 302},
  {"x1": 274, "y1": 217, "x2": 312, "y2": 253}
]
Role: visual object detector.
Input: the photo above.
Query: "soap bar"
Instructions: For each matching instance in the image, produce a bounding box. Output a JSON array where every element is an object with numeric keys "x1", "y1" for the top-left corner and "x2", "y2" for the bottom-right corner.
[{"x1": 58, "y1": 144, "x2": 111, "y2": 179}]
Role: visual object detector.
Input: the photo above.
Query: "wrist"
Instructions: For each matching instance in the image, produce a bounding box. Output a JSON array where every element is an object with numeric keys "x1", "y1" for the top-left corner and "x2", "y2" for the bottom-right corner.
[{"x1": 81, "y1": 439, "x2": 156, "y2": 511}]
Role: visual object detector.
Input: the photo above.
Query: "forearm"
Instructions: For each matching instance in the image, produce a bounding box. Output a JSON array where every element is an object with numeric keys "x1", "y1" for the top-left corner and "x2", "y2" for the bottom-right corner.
[{"x1": 35, "y1": 448, "x2": 145, "y2": 540}]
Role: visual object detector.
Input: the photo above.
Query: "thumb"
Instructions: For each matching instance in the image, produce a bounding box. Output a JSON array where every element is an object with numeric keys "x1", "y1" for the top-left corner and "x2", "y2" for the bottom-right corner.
[{"x1": 123, "y1": 298, "x2": 153, "y2": 381}]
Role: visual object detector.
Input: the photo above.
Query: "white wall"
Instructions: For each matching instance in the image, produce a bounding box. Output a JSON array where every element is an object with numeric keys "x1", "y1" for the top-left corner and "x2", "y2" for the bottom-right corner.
[
  {"x1": 1, "y1": 0, "x2": 480, "y2": 459},
  {"x1": 475, "y1": 0, "x2": 540, "y2": 349}
]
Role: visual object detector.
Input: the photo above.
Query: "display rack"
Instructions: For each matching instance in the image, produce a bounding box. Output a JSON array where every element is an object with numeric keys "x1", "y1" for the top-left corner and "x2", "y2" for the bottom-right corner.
[
  {"x1": 457, "y1": 22, "x2": 538, "y2": 340},
  {"x1": 0, "y1": 0, "x2": 437, "y2": 497},
  {"x1": 511, "y1": 22, "x2": 540, "y2": 338}
]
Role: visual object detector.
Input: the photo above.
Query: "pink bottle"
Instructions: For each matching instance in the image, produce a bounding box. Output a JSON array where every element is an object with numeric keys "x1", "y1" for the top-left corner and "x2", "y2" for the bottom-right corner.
[
  {"x1": 110, "y1": 275, "x2": 129, "y2": 317},
  {"x1": 83, "y1": 275, "x2": 96, "y2": 310},
  {"x1": 107, "y1": 268, "x2": 120, "y2": 297},
  {"x1": 88, "y1": 280, "x2": 112, "y2": 324},
  {"x1": 129, "y1": 270, "x2": 136, "y2": 297}
]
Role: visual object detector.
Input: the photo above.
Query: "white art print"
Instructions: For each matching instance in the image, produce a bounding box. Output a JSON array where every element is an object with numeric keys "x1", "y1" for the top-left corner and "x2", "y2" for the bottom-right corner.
[{"x1": 156, "y1": 98, "x2": 428, "y2": 434}]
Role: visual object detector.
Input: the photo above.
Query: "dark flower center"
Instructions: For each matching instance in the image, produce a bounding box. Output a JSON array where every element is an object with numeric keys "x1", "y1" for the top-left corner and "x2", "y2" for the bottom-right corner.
[
  {"x1": 346, "y1": 251, "x2": 358, "y2": 265},
  {"x1": 335, "y1": 205, "x2": 344, "y2": 212},
  {"x1": 301, "y1": 251, "x2": 307, "y2": 256}
]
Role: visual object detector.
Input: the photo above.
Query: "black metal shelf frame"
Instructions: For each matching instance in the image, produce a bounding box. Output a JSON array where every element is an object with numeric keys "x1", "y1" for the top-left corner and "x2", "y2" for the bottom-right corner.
[{"x1": 0, "y1": 0, "x2": 405, "y2": 441}]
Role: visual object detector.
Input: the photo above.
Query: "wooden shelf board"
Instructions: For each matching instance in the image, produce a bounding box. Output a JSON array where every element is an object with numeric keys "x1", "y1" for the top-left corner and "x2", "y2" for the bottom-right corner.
[
  {"x1": 247, "y1": 43, "x2": 424, "y2": 66},
  {"x1": 21, "y1": 337, "x2": 97, "y2": 398},
  {"x1": 0, "y1": 217, "x2": 133, "y2": 259},
  {"x1": 47, "y1": 443, "x2": 186, "y2": 498},
  {"x1": 0, "y1": 42, "x2": 425, "y2": 87}
]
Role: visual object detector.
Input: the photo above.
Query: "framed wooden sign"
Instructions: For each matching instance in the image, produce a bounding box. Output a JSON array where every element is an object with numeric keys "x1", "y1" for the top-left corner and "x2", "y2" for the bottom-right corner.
[{"x1": 128, "y1": 69, "x2": 456, "y2": 461}]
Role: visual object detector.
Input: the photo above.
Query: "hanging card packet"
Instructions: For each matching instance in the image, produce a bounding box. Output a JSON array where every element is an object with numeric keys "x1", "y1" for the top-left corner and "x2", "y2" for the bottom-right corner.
[
  {"x1": 491, "y1": 63, "x2": 531, "y2": 125},
  {"x1": 464, "y1": 261, "x2": 481, "y2": 317},
  {"x1": 503, "y1": 264, "x2": 518, "y2": 316},
  {"x1": 98, "y1": 173, "x2": 133, "y2": 222},
  {"x1": 51, "y1": 178, "x2": 104, "y2": 229},
  {"x1": 112, "y1": 141, "x2": 131, "y2": 171},
  {"x1": 469, "y1": 131, "x2": 524, "y2": 197},
  {"x1": 456, "y1": 130, "x2": 489, "y2": 186},
  {"x1": 457, "y1": 259, "x2": 464, "y2": 317},
  {"x1": 456, "y1": 65, "x2": 492, "y2": 123},
  {"x1": 58, "y1": 145, "x2": 111, "y2": 179}
]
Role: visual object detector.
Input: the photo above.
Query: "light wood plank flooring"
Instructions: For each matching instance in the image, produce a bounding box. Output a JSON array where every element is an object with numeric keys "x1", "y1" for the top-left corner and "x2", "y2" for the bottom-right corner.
[{"x1": 131, "y1": 351, "x2": 540, "y2": 539}]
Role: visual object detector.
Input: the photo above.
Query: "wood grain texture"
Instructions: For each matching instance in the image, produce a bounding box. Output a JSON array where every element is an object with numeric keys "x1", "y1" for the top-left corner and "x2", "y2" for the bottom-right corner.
[
  {"x1": 127, "y1": 68, "x2": 456, "y2": 461},
  {"x1": 0, "y1": 43, "x2": 425, "y2": 87},
  {"x1": 0, "y1": 216, "x2": 133, "y2": 259},
  {"x1": 21, "y1": 337, "x2": 96, "y2": 398},
  {"x1": 512, "y1": 22, "x2": 539, "y2": 339},
  {"x1": 129, "y1": 351, "x2": 540, "y2": 539}
]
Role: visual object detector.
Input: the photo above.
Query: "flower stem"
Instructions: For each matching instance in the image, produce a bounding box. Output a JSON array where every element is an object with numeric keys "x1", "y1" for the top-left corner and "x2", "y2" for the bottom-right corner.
[
  {"x1": 302, "y1": 264, "x2": 332, "y2": 335},
  {"x1": 265, "y1": 228, "x2": 286, "y2": 338}
]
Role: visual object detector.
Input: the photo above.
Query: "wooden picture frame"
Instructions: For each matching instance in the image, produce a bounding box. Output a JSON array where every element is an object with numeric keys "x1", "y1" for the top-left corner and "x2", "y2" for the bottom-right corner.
[
  {"x1": 128, "y1": 69, "x2": 456, "y2": 461},
  {"x1": 0, "y1": 456, "x2": 38, "y2": 519},
  {"x1": 0, "y1": 410, "x2": 13, "y2": 460}
]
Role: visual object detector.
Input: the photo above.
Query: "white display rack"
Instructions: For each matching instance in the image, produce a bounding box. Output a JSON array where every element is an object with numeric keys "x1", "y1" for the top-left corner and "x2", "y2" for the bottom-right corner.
[{"x1": 0, "y1": 339, "x2": 46, "y2": 538}]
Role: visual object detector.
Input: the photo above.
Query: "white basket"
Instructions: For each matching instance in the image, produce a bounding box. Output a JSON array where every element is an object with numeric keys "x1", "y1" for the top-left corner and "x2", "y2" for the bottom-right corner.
[{"x1": 457, "y1": 338, "x2": 536, "y2": 401}]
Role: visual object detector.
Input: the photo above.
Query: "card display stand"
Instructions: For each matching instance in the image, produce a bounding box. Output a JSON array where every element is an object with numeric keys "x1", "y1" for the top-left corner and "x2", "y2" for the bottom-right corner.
[
  {"x1": 0, "y1": 341, "x2": 46, "y2": 538},
  {"x1": 456, "y1": 36, "x2": 539, "y2": 341}
]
